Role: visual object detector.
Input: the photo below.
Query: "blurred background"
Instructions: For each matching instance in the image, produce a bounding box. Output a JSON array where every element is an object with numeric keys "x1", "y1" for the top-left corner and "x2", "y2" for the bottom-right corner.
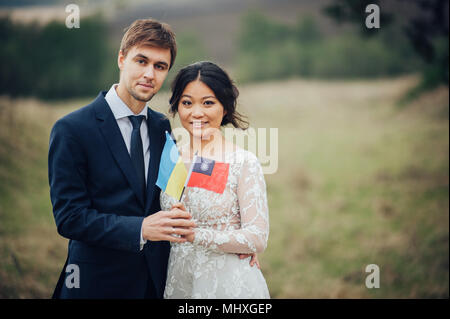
[{"x1": 0, "y1": 0, "x2": 448, "y2": 298}]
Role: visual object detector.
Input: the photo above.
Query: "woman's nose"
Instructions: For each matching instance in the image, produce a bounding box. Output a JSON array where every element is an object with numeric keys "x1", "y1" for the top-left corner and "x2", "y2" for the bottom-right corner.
[{"x1": 192, "y1": 105, "x2": 204, "y2": 117}]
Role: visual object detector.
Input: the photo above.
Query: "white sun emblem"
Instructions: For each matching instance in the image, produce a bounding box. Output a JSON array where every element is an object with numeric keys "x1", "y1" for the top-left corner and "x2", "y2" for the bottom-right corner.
[{"x1": 200, "y1": 162, "x2": 209, "y2": 172}]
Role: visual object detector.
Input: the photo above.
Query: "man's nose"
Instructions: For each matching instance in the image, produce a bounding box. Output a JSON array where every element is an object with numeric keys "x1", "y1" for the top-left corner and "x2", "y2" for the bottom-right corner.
[{"x1": 143, "y1": 65, "x2": 155, "y2": 80}]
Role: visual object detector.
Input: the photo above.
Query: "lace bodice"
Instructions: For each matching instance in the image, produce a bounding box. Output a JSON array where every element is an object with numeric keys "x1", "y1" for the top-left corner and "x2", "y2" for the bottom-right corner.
[
  {"x1": 160, "y1": 148, "x2": 269, "y2": 254},
  {"x1": 161, "y1": 147, "x2": 270, "y2": 298}
]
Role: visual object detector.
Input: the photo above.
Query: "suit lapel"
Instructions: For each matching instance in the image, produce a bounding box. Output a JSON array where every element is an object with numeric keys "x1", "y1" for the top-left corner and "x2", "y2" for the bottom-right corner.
[
  {"x1": 145, "y1": 108, "x2": 164, "y2": 212},
  {"x1": 94, "y1": 93, "x2": 146, "y2": 208}
]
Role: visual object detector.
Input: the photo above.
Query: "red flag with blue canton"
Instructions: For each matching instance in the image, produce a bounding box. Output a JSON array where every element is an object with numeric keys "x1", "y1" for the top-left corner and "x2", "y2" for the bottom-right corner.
[{"x1": 187, "y1": 156, "x2": 229, "y2": 194}]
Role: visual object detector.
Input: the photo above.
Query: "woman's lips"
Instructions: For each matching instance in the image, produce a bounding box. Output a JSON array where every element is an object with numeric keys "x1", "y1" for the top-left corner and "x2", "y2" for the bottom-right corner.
[{"x1": 191, "y1": 121, "x2": 208, "y2": 128}]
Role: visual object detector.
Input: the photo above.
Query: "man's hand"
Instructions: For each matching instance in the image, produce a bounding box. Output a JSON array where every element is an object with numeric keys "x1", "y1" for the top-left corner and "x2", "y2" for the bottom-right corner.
[
  {"x1": 238, "y1": 253, "x2": 260, "y2": 269},
  {"x1": 142, "y1": 203, "x2": 196, "y2": 243}
]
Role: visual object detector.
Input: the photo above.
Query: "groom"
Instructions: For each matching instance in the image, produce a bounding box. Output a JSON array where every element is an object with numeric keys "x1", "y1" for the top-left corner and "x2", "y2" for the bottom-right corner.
[{"x1": 48, "y1": 18, "x2": 197, "y2": 299}]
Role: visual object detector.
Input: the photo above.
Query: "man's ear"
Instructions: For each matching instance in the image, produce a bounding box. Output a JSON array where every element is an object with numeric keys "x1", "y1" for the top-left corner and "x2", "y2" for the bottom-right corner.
[{"x1": 118, "y1": 50, "x2": 125, "y2": 70}]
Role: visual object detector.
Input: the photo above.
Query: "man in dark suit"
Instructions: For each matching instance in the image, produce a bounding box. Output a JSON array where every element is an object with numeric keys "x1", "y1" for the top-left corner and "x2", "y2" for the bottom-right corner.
[{"x1": 48, "y1": 18, "x2": 196, "y2": 299}]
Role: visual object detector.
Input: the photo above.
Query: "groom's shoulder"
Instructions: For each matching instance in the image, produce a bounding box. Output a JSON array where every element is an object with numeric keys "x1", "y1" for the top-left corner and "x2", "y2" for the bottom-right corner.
[
  {"x1": 51, "y1": 91, "x2": 106, "y2": 135},
  {"x1": 62, "y1": 91, "x2": 105, "y2": 122},
  {"x1": 148, "y1": 107, "x2": 170, "y2": 126}
]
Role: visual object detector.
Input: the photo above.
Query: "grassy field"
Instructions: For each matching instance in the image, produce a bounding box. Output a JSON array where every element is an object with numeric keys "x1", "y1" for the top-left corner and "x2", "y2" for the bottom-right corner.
[{"x1": 0, "y1": 76, "x2": 448, "y2": 298}]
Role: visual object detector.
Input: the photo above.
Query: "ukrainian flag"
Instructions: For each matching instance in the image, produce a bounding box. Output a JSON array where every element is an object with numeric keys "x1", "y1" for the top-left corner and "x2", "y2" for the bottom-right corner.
[{"x1": 156, "y1": 131, "x2": 188, "y2": 200}]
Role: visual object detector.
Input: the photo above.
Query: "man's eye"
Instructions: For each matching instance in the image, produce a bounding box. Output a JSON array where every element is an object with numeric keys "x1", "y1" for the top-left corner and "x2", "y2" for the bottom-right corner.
[
  {"x1": 155, "y1": 64, "x2": 166, "y2": 70},
  {"x1": 137, "y1": 59, "x2": 146, "y2": 64}
]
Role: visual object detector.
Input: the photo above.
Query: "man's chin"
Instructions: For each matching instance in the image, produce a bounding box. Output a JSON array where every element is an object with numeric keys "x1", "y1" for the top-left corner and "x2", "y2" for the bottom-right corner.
[{"x1": 131, "y1": 91, "x2": 155, "y2": 102}]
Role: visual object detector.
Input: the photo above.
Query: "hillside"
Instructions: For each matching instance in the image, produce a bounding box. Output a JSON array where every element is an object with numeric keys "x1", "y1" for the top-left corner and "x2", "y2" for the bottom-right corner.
[{"x1": 0, "y1": 76, "x2": 448, "y2": 298}]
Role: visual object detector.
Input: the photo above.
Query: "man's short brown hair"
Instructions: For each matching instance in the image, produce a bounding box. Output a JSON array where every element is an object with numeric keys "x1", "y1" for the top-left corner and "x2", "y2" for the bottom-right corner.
[{"x1": 120, "y1": 18, "x2": 177, "y2": 69}]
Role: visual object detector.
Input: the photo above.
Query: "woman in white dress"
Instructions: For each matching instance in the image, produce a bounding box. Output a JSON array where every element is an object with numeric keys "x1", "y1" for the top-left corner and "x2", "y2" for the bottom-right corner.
[{"x1": 161, "y1": 61, "x2": 270, "y2": 299}]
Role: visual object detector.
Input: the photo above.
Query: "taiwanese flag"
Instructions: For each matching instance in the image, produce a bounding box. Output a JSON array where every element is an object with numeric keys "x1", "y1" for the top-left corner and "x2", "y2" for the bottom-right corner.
[{"x1": 186, "y1": 156, "x2": 229, "y2": 194}]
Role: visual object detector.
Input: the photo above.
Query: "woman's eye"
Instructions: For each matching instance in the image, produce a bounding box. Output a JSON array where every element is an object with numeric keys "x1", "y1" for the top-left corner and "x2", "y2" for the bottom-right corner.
[
  {"x1": 137, "y1": 59, "x2": 146, "y2": 64},
  {"x1": 181, "y1": 100, "x2": 191, "y2": 106},
  {"x1": 204, "y1": 100, "x2": 215, "y2": 106}
]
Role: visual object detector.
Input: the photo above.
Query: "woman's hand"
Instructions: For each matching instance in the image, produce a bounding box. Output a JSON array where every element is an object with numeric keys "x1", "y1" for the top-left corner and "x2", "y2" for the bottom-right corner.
[
  {"x1": 183, "y1": 230, "x2": 196, "y2": 243},
  {"x1": 171, "y1": 202, "x2": 185, "y2": 211},
  {"x1": 238, "y1": 253, "x2": 260, "y2": 269},
  {"x1": 172, "y1": 202, "x2": 196, "y2": 243}
]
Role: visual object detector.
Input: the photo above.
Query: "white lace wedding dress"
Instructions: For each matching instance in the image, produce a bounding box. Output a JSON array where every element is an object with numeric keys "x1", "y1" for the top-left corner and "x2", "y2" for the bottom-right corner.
[{"x1": 161, "y1": 148, "x2": 270, "y2": 299}]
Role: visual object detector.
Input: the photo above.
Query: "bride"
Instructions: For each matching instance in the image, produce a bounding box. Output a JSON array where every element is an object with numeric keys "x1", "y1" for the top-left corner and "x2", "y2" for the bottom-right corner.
[{"x1": 161, "y1": 61, "x2": 270, "y2": 299}]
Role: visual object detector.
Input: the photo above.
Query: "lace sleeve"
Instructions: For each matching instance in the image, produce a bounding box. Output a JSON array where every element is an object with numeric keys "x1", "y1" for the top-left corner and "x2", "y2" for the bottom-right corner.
[{"x1": 192, "y1": 153, "x2": 269, "y2": 254}]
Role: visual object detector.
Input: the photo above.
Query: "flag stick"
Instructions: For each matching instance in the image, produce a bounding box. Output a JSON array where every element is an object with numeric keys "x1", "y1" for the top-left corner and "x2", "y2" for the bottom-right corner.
[{"x1": 179, "y1": 150, "x2": 198, "y2": 202}]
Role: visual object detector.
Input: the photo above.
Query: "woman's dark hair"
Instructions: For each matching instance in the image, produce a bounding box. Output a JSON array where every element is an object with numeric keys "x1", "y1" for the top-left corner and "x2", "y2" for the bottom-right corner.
[{"x1": 169, "y1": 61, "x2": 249, "y2": 129}]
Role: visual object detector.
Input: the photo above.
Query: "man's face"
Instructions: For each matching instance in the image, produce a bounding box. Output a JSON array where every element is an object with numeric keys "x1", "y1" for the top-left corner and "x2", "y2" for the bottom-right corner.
[{"x1": 118, "y1": 44, "x2": 171, "y2": 103}]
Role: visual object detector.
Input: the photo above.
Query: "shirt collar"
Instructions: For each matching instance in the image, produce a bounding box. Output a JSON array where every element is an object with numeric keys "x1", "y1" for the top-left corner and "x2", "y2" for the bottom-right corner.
[{"x1": 105, "y1": 84, "x2": 148, "y2": 120}]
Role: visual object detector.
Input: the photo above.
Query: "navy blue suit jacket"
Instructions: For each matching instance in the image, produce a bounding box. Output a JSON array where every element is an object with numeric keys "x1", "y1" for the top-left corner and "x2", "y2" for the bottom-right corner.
[{"x1": 48, "y1": 91, "x2": 171, "y2": 298}]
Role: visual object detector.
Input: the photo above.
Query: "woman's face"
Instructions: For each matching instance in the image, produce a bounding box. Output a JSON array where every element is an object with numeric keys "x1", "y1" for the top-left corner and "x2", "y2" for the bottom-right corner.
[{"x1": 178, "y1": 80, "x2": 226, "y2": 138}]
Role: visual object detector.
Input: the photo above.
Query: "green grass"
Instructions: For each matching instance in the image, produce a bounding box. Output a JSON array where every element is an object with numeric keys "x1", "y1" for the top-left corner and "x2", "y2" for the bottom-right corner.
[{"x1": 0, "y1": 76, "x2": 448, "y2": 298}]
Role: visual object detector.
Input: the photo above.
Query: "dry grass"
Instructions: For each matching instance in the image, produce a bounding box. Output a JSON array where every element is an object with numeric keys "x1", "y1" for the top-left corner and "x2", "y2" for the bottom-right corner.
[{"x1": 0, "y1": 76, "x2": 448, "y2": 298}]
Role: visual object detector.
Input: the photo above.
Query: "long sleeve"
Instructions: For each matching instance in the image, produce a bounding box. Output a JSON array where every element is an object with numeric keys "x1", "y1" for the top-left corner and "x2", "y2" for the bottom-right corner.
[{"x1": 192, "y1": 153, "x2": 269, "y2": 254}]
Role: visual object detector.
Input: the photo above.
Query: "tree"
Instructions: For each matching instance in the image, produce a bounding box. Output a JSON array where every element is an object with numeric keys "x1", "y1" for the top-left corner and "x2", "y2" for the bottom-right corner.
[{"x1": 323, "y1": 0, "x2": 449, "y2": 97}]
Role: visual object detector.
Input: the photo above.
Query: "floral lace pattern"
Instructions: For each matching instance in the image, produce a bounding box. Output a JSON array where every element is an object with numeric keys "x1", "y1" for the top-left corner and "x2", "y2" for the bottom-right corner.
[{"x1": 161, "y1": 148, "x2": 270, "y2": 299}]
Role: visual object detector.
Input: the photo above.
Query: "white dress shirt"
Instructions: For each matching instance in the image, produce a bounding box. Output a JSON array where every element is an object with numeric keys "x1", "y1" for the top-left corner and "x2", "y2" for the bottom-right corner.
[{"x1": 105, "y1": 84, "x2": 148, "y2": 250}]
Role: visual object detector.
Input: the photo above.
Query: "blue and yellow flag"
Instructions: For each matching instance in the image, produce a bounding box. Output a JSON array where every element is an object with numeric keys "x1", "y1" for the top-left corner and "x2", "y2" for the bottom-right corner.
[{"x1": 156, "y1": 132, "x2": 188, "y2": 200}]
